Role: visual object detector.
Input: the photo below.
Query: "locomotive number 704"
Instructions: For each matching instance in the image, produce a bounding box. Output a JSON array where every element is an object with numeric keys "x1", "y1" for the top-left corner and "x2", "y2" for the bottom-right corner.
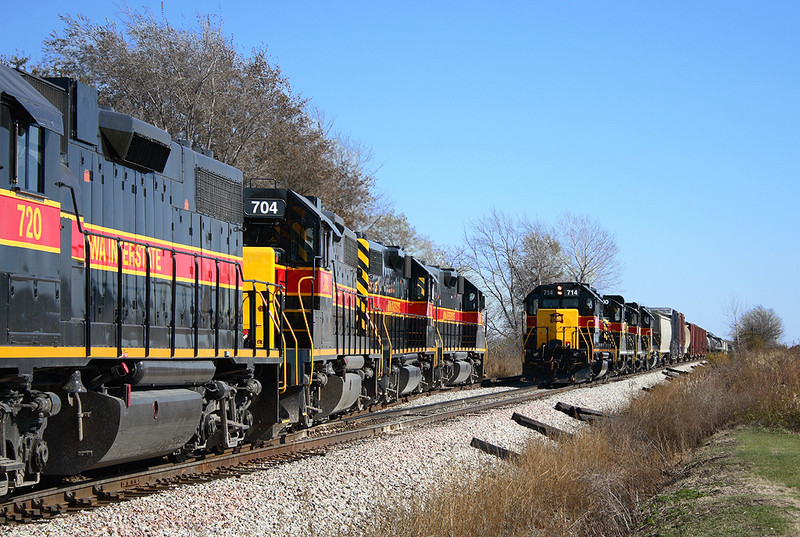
[{"x1": 245, "y1": 198, "x2": 286, "y2": 217}]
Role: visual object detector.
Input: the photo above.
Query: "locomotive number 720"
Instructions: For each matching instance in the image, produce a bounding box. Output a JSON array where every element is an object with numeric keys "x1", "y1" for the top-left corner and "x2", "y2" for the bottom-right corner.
[{"x1": 17, "y1": 204, "x2": 43, "y2": 241}]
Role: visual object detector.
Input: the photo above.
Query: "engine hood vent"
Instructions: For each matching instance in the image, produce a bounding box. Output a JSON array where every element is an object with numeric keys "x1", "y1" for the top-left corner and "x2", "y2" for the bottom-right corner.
[{"x1": 99, "y1": 109, "x2": 171, "y2": 173}]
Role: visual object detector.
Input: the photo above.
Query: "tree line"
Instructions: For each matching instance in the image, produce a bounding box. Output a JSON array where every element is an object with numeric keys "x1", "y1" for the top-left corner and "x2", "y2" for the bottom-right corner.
[
  {"x1": 5, "y1": 8, "x2": 784, "y2": 353},
  {"x1": 0, "y1": 8, "x2": 635, "y2": 348}
]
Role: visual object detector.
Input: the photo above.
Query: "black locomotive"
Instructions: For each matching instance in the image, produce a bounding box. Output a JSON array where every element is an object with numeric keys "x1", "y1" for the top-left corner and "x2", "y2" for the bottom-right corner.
[
  {"x1": 0, "y1": 66, "x2": 486, "y2": 496},
  {"x1": 242, "y1": 187, "x2": 487, "y2": 433}
]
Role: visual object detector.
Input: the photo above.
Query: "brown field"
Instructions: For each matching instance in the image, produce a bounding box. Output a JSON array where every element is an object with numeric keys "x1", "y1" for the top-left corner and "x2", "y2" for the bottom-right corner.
[{"x1": 365, "y1": 348, "x2": 800, "y2": 536}]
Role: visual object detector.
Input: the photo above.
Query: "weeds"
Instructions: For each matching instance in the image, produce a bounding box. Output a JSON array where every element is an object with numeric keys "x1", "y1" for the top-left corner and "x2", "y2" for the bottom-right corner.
[
  {"x1": 367, "y1": 349, "x2": 800, "y2": 536},
  {"x1": 486, "y1": 338, "x2": 523, "y2": 378}
]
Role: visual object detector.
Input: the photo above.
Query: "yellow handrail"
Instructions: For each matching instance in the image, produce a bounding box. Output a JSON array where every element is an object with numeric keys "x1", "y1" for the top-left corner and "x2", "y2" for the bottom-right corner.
[
  {"x1": 278, "y1": 297, "x2": 299, "y2": 388},
  {"x1": 255, "y1": 289, "x2": 287, "y2": 392},
  {"x1": 365, "y1": 306, "x2": 385, "y2": 378},
  {"x1": 298, "y1": 276, "x2": 315, "y2": 385},
  {"x1": 255, "y1": 288, "x2": 289, "y2": 393},
  {"x1": 434, "y1": 321, "x2": 444, "y2": 369},
  {"x1": 578, "y1": 326, "x2": 593, "y2": 364}
]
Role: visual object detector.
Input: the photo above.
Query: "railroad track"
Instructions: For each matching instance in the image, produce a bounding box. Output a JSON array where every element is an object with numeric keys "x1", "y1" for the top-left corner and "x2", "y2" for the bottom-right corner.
[{"x1": 0, "y1": 362, "x2": 699, "y2": 523}]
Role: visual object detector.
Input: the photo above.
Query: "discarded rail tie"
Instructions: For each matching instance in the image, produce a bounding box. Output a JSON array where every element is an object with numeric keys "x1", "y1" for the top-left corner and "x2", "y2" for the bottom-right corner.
[
  {"x1": 470, "y1": 437, "x2": 519, "y2": 460},
  {"x1": 666, "y1": 367, "x2": 689, "y2": 375},
  {"x1": 554, "y1": 402, "x2": 615, "y2": 423},
  {"x1": 511, "y1": 412, "x2": 572, "y2": 440}
]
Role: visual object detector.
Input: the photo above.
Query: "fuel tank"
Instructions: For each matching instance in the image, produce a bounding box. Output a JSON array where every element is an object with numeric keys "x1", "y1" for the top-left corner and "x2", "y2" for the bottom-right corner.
[
  {"x1": 318, "y1": 373, "x2": 362, "y2": 417},
  {"x1": 44, "y1": 389, "x2": 202, "y2": 475},
  {"x1": 446, "y1": 360, "x2": 472, "y2": 385}
]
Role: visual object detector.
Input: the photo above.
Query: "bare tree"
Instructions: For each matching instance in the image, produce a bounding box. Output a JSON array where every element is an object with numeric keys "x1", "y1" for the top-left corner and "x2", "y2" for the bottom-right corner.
[
  {"x1": 460, "y1": 210, "x2": 564, "y2": 342},
  {"x1": 557, "y1": 212, "x2": 622, "y2": 290},
  {"x1": 736, "y1": 306, "x2": 784, "y2": 349},
  {"x1": 0, "y1": 54, "x2": 38, "y2": 71},
  {"x1": 724, "y1": 294, "x2": 744, "y2": 345},
  {"x1": 460, "y1": 210, "x2": 525, "y2": 341},
  {"x1": 40, "y1": 9, "x2": 377, "y2": 226},
  {"x1": 361, "y1": 209, "x2": 446, "y2": 264},
  {"x1": 518, "y1": 220, "x2": 565, "y2": 294}
]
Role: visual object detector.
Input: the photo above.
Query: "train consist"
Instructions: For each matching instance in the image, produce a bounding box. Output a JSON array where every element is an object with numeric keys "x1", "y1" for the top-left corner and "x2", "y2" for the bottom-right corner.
[
  {"x1": 522, "y1": 282, "x2": 725, "y2": 384},
  {"x1": 0, "y1": 66, "x2": 485, "y2": 495}
]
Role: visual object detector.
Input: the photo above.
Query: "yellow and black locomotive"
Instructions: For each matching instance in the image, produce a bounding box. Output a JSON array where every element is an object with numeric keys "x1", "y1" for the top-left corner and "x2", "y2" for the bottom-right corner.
[
  {"x1": 243, "y1": 187, "x2": 486, "y2": 432},
  {"x1": 523, "y1": 281, "x2": 703, "y2": 384}
]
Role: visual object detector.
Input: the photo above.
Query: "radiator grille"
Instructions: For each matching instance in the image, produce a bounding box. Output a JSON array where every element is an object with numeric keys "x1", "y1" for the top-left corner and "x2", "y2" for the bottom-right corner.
[
  {"x1": 369, "y1": 249, "x2": 383, "y2": 275},
  {"x1": 196, "y1": 167, "x2": 243, "y2": 224},
  {"x1": 344, "y1": 237, "x2": 358, "y2": 268}
]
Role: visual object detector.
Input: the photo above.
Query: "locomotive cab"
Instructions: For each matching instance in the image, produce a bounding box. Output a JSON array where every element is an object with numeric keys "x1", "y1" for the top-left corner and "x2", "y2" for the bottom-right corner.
[
  {"x1": 522, "y1": 283, "x2": 610, "y2": 384},
  {"x1": 243, "y1": 187, "x2": 350, "y2": 426}
]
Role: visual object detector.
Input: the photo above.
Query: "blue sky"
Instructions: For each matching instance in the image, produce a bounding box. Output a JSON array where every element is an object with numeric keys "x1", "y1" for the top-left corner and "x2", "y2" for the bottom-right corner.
[{"x1": 3, "y1": 1, "x2": 798, "y2": 343}]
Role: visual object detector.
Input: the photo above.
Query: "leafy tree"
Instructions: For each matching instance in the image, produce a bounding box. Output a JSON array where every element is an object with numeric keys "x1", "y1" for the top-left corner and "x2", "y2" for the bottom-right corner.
[
  {"x1": 736, "y1": 306, "x2": 784, "y2": 349},
  {"x1": 38, "y1": 9, "x2": 375, "y2": 226}
]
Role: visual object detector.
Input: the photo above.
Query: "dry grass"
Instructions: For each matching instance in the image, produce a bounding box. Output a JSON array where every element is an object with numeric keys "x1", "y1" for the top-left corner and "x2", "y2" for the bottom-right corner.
[
  {"x1": 486, "y1": 337, "x2": 523, "y2": 378},
  {"x1": 365, "y1": 349, "x2": 800, "y2": 537}
]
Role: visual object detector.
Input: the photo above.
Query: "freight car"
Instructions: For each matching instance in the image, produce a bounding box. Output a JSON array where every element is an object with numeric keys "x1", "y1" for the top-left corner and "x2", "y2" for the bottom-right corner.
[
  {"x1": 522, "y1": 282, "x2": 707, "y2": 384},
  {"x1": 0, "y1": 66, "x2": 486, "y2": 497}
]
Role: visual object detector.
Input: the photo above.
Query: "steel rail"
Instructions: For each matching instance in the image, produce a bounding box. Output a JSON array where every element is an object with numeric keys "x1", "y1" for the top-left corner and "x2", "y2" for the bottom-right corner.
[{"x1": 0, "y1": 361, "x2": 700, "y2": 523}]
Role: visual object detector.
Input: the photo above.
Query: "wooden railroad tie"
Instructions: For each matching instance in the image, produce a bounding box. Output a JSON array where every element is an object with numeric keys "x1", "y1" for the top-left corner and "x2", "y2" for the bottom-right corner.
[
  {"x1": 470, "y1": 437, "x2": 519, "y2": 460},
  {"x1": 666, "y1": 367, "x2": 689, "y2": 375},
  {"x1": 511, "y1": 412, "x2": 572, "y2": 440},
  {"x1": 553, "y1": 402, "x2": 615, "y2": 423}
]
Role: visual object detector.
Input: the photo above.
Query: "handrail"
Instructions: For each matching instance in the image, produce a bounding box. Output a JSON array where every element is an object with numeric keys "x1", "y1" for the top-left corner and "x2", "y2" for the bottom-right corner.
[
  {"x1": 578, "y1": 327, "x2": 593, "y2": 364},
  {"x1": 277, "y1": 291, "x2": 299, "y2": 388},
  {"x1": 263, "y1": 291, "x2": 291, "y2": 393},
  {"x1": 380, "y1": 311, "x2": 393, "y2": 380},
  {"x1": 56, "y1": 182, "x2": 246, "y2": 359},
  {"x1": 297, "y1": 275, "x2": 315, "y2": 386},
  {"x1": 434, "y1": 322, "x2": 443, "y2": 369},
  {"x1": 250, "y1": 282, "x2": 284, "y2": 354},
  {"x1": 364, "y1": 298, "x2": 385, "y2": 378}
]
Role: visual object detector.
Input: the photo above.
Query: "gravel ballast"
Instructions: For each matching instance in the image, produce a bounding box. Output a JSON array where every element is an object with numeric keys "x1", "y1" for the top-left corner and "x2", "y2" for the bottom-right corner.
[{"x1": 1, "y1": 365, "x2": 694, "y2": 537}]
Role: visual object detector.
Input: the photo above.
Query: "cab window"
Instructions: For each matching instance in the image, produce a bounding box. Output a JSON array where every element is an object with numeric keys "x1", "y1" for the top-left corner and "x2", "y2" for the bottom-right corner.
[
  {"x1": 243, "y1": 221, "x2": 284, "y2": 247},
  {"x1": 12, "y1": 120, "x2": 44, "y2": 193},
  {"x1": 541, "y1": 298, "x2": 559, "y2": 309},
  {"x1": 464, "y1": 291, "x2": 477, "y2": 311},
  {"x1": 289, "y1": 219, "x2": 316, "y2": 263},
  {"x1": 562, "y1": 298, "x2": 579, "y2": 309}
]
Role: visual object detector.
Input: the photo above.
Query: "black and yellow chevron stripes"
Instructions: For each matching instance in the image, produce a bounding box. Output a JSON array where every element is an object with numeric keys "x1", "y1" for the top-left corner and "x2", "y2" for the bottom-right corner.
[
  {"x1": 291, "y1": 222, "x2": 309, "y2": 262},
  {"x1": 357, "y1": 238, "x2": 370, "y2": 329}
]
